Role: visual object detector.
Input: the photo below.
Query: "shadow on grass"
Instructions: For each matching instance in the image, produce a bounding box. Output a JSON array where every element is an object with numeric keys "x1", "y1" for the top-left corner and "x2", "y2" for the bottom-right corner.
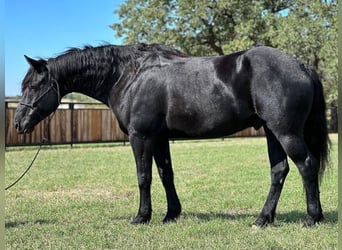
[
  {"x1": 277, "y1": 210, "x2": 338, "y2": 224},
  {"x1": 182, "y1": 210, "x2": 337, "y2": 225},
  {"x1": 182, "y1": 211, "x2": 257, "y2": 222},
  {"x1": 5, "y1": 219, "x2": 56, "y2": 229},
  {"x1": 6, "y1": 211, "x2": 336, "y2": 228}
]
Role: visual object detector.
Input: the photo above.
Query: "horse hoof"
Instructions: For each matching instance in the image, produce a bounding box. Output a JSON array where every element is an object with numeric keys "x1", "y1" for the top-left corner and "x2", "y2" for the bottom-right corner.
[
  {"x1": 303, "y1": 214, "x2": 324, "y2": 228},
  {"x1": 251, "y1": 224, "x2": 262, "y2": 230},
  {"x1": 252, "y1": 217, "x2": 273, "y2": 228},
  {"x1": 131, "y1": 215, "x2": 151, "y2": 225},
  {"x1": 252, "y1": 220, "x2": 268, "y2": 228},
  {"x1": 162, "y1": 208, "x2": 181, "y2": 223},
  {"x1": 162, "y1": 217, "x2": 177, "y2": 223},
  {"x1": 162, "y1": 215, "x2": 180, "y2": 223},
  {"x1": 253, "y1": 215, "x2": 273, "y2": 228}
]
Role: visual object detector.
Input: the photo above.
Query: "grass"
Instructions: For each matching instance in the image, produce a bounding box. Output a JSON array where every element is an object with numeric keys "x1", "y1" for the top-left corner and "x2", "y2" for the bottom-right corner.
[{"x1": 5, "y1": 135, "x2": 337, "y2": 249}]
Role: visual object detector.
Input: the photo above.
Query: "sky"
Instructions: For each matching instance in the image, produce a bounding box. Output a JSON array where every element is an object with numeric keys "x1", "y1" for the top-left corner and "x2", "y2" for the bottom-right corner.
[{"x1": 5, "y1": 0, "x2": 124, "y2": 96}]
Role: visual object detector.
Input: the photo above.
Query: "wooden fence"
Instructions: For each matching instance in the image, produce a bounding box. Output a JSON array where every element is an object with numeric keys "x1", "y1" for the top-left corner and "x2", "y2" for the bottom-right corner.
[{"x1": 6, "y1": 101, "x2": 266, "y2": 147}]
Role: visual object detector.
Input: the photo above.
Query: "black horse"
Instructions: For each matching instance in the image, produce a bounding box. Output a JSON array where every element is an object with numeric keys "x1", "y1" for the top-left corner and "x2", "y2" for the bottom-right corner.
[{"x1": 14, "y1": 44, "x2": 329, "y2": 227}]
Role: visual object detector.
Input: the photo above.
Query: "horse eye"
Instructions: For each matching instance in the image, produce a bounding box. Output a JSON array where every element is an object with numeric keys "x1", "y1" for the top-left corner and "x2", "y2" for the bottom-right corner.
[{"x1": 29, "y1": 83, "x2": 40, "y2": 90}]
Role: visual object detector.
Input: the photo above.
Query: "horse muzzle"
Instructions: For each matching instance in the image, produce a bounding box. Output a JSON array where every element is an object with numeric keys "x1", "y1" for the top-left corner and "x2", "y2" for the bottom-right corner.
[{"x1": 14, "y1": 118, "x2": 35, "y2": 134}]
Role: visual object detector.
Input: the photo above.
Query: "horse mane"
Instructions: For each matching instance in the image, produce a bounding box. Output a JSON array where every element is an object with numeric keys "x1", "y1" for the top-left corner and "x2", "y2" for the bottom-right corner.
[
  {"x1": 22, "y1": 43, "x2": 189, "y2": 92},
  {"x1": 46, "y1": 43, "x2": 189, "y2": 82},
  {"x1": 58, "y1": 43, "x2": 188, "y2": 60},
  {"x1": 55, "y1": 44, "x2": 189, "y2": 68},
  {"x1": 136, "y1": 43, "x2": 189, "y2": 59}
]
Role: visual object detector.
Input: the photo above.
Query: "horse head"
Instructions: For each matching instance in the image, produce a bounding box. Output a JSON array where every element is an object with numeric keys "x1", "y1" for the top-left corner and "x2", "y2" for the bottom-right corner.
[{"x1": 14, "y1": 56, "x2": 61, "y2": 134}]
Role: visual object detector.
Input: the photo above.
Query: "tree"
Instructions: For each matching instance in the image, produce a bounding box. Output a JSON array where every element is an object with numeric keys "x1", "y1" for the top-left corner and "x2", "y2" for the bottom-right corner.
[
  {"x1": 111, "y1": 0, "x2": 337, "y2": 105},
  {"x1": 262, "y1": 0, "x2": 337, "y2": 104},
  {"x1": 111, "y1": 0, "x2": 291, "y2": 55}
]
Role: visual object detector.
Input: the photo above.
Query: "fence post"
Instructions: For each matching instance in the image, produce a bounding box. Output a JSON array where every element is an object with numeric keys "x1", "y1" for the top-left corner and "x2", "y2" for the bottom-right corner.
[
  {"x1": 70, "y1": 103, "x2": 74, "y2": 147},
  {"x1": 329, "y1": 104, "x2": 338, "y2": 133}
]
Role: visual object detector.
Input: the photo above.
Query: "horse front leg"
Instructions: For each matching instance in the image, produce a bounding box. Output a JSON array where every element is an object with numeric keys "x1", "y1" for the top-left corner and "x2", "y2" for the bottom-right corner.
[
  {"x1": 129, "y1": 134, "x2": 153, "y2": 224},
  {"x1": 152, "y1": 135, "x2": 182, "y2": 223}
]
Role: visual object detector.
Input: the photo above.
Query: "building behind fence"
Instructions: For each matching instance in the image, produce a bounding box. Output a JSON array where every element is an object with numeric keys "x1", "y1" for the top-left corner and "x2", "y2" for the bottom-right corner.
[{"x1": 5, "y1": 101, "x2": 337, "y2": 147}]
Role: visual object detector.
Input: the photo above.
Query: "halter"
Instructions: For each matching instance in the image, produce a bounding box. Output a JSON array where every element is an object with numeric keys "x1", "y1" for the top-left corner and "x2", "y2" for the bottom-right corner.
[
  {"x1": 20, "y1": 79, "x2": 61, "y2": 119},
  {"x1": 6, "y1": 79, "x2": 61, "y2": 190}
]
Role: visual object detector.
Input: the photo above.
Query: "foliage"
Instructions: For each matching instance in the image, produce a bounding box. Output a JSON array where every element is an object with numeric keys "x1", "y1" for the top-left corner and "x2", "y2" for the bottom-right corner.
[
  {"x1": 5, "y1": 136, "x2": 338, "y2": 249},
  {"x1": 63, "y1": 92, "x2": 101, "y2": 103},
  {"x1": 111, "y1": 0, "x2": 337, "y2": 104}
]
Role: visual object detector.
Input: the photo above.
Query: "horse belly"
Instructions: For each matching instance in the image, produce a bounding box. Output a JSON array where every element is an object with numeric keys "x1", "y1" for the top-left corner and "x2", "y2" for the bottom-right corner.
[{"x1": 165, "y1": 99, "x2": 255, "y2": 138}]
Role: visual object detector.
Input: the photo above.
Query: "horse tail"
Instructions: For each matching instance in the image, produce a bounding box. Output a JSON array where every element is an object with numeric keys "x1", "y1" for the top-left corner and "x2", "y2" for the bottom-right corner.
[{"x1": 303, "y1": 65, "x2": 330, "y2": 183}]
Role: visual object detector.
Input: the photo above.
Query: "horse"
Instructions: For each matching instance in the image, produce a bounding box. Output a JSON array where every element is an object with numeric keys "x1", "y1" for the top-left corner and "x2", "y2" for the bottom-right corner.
[{"x1": 14, "y1": 44, "x2": 329, "y2": 227}]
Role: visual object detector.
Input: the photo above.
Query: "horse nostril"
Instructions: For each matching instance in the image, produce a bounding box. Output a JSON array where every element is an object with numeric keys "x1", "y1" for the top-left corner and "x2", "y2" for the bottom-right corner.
[{"x1": 14, "y1": 121, "x2": 20, "y2": 131}]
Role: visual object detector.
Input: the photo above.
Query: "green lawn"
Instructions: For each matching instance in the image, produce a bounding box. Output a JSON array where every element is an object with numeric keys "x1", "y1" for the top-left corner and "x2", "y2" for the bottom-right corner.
[{"x1": 5, "y1": 135, "x2": 337, "y2": 249}]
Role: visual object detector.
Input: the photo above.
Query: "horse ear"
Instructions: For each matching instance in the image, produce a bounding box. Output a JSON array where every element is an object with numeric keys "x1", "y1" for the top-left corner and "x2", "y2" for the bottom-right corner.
[{"x1": 24, "y1": 55, "x2": 47, "y2": 73}]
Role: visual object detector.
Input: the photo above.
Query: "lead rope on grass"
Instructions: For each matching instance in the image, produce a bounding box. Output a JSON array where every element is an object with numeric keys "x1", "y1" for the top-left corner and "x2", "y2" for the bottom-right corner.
[
  {"x1": 5, "y1": 142, "x2": 43, "y2": 190},
  {"x1": 5, "y1": 111, "x2": 56, "y2": 191}
]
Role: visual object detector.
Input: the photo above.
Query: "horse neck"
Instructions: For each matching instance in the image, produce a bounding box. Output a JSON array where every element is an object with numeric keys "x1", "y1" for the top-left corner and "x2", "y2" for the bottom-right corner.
[{"x1": 50, "y1": 47, "x2": 133, "y2": 104}]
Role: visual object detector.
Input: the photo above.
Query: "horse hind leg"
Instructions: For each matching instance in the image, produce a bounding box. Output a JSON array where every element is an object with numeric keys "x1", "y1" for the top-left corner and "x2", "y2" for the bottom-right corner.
[
  {"x1": 254, "y1": 126, "x2": 289, "y2": 227},
  {"x1": 277, "y1": 133, "x2": 323, "y2": 227}
]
